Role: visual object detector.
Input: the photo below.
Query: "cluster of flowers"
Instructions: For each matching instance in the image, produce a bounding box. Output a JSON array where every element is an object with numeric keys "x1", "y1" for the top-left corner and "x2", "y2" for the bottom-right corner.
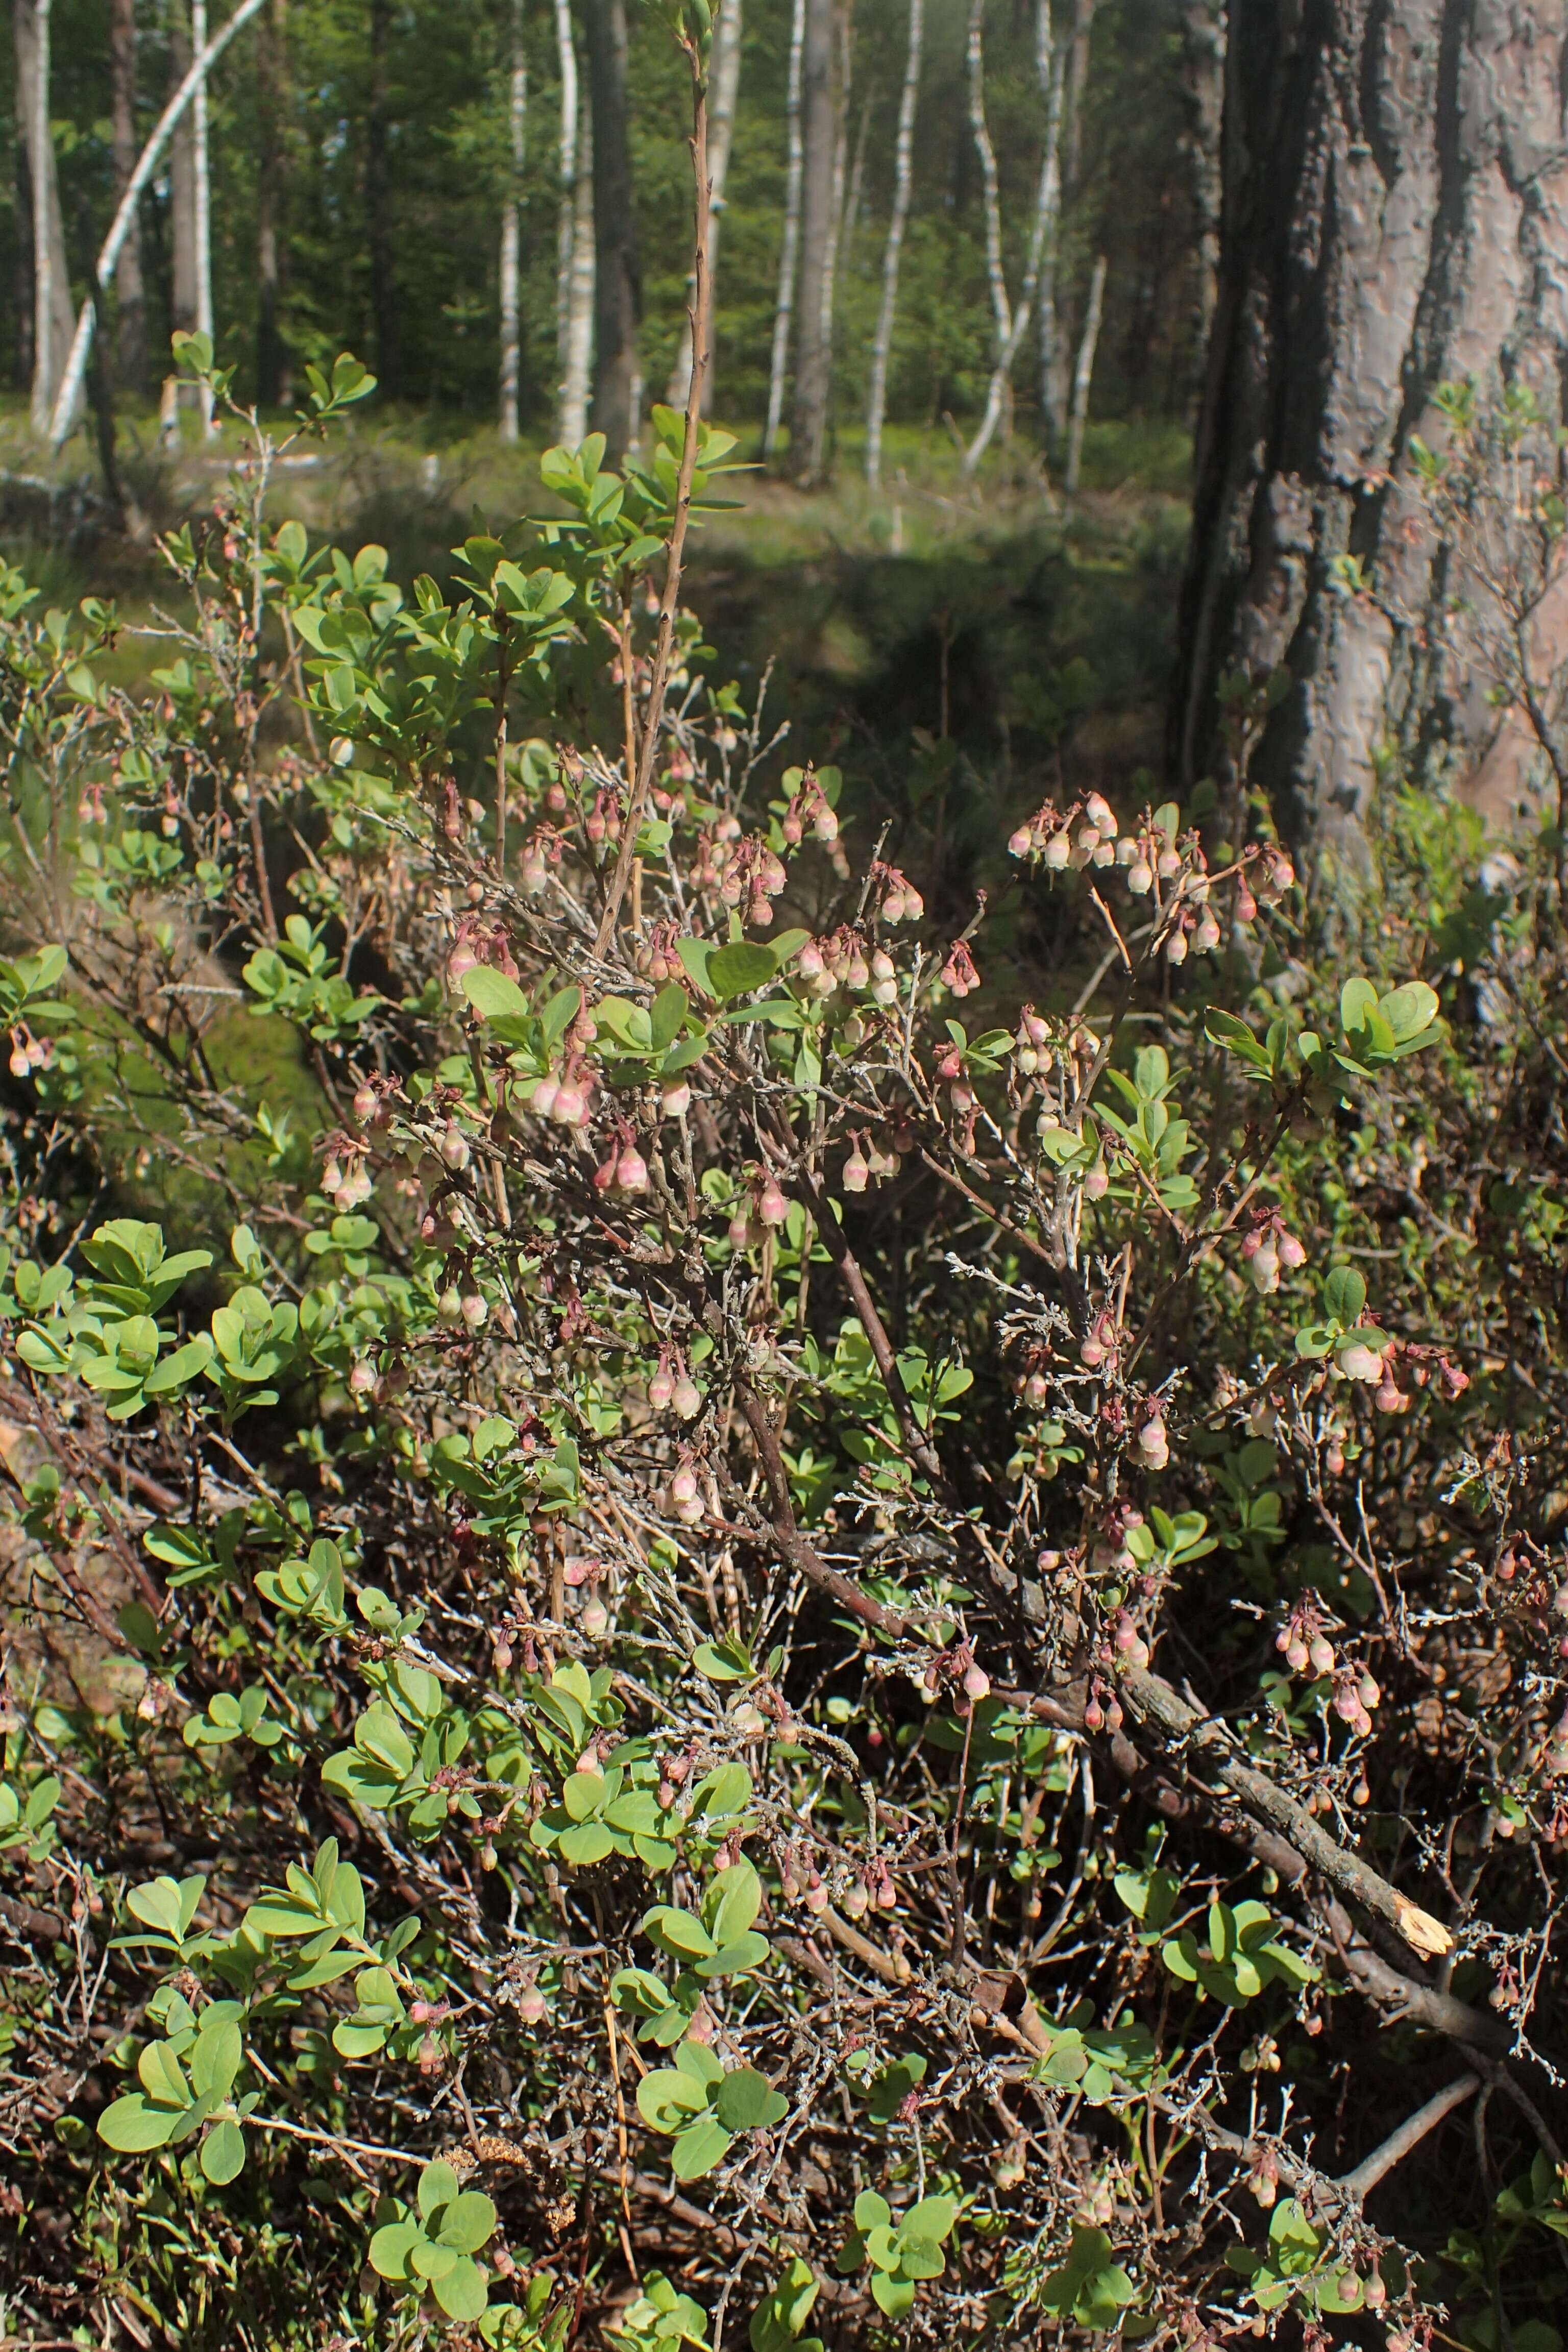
[
  {"x1": 911, "y1": 1641, "x2": 992, "y2": 1708},
  {"x1": 6, "y1": 1024, "x2": 52, "y2": 1079},
  {"x1": 795, "y1": 928, "x2": 898, "y2": 1003},
  {"x1": 1241, "y1": 1214, "x2": 1309, "y2": 1293},
  {"x1": 445, "y1": 914, "x2": 520, "y2": 989},
  {"x1": 1008, "y1": 793, "x2": 1298, "y2": 960},
  {"x1": 727, "y1": 1166, "x2": 790, "y2": 1246},
  {"x1": 644, "y1": 1346, "x2": 704, "y2": 1420},
  {"x1": 778, "y1": 1844, "x2": 898, "y2": 1920},
  {"x1": 841, "y1": 1132, "x2": 904, "y2": 1192},
  {"x1": 1276, "y1": 1603, "x2": 1381, "y2": 1733},
  {"x1": 321, "y1": 1135, "x2": 375, "y2": 1212}
]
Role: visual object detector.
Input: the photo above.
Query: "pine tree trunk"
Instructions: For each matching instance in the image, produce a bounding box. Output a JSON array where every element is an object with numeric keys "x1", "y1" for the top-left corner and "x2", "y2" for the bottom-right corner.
[
  {"x1": 110, "y1": 0, "x2": 146, "y2": 388},
  {"x1": 763, "y1": 0, "x2": 805, "y2": 458},
  {"x1": 1172, "y1": 0, "x2": 1568, "y2": 862},
  {"x1": 256, "y1": 0, "x2": 289, "y2": 408},
  {"x1": 1040, "y1": 0, "x2": 1084, "y2": 441},
  {"x1": 786, "y1": 0, "x2": 839, "y2": 484},
  {"x1": 1179, "y1": 0, "x2": 1223, "y2": 411},
  {"x1": 585, "y1": 0, "x2": 641, "y2": 468},
  {"x1": 368, "y1": 0, "x2": 400, "y2": 399},
  {"x1": 666, "y1": 0, "x2": 742, "y2": 413},
  {"x1": 169, "y1": 7, "x2": 198, "y2": 345},
  {"x1": 864, "y1": 0, "x2": 922, "y2": 488},
  {"x1": 499, "y1": 0, "x2": 527, "y2": 441},
  {"x1": 16, "y1": 0, "x2": 75, "y2": 434}
]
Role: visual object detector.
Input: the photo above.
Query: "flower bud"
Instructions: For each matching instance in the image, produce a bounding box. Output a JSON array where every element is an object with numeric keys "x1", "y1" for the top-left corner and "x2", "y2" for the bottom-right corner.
[
  {"x1": 440, "y1": 1120, "x2": 471, "y2": 1172},
  {"x1": 672, "y1": 1376, "x2": 702, "y2": 1419},
  {"x1": 461, "y1": 1292, "x2": 487, "y2": 1329},
  {"x1": 660, "y1": 1077, "x2": 692, "y2": 1119},
  {"x1": 616, "y1": 1146, "x2": 650, "y2": 1194},
  {"x1": 842, "y1": 1145, "x2": 869, "y2": 1194},
  {"x1": 1337, "y1": 1338, "x2": 1385, "y2": 1383}
]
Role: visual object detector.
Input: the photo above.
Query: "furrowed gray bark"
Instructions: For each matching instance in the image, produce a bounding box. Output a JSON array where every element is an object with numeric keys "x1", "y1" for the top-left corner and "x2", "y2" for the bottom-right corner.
[
  {"x1": 1173, "y1": 0, "x2": 1568, "y2": 864},
  {"x1": 585, "y1": 0, "x2": 642, "y2": 468}
]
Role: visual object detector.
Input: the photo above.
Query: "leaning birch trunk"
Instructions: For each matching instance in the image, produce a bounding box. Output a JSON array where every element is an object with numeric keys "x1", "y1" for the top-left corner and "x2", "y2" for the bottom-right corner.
[
  {"x1": 552, "y1": 0, "x2": 579, "y2": 437},
  {"x1": 962, "y1": 0, "x2": 1060, "y2": 479},
  {"x1": 864, "y1": 0, "x2": 922, "y2": 488},
  {"x1": 666, "y1": 0, "x2": 742, "y2": 411},
  {"x1": 17, "y1": 0, "x2": 75, "y2": 436},
  {"x1": 499, "y1": 0, "x2": 527, "y2": 442},
  {"x1": 192, "y1": 0, "x2": 216, "y2": 436},
  {"x1": 48, "y1": 0, "x2": 268, "y2": 449},
  {"x1": 763, "y1": 0, "x2": 806, "y2": 459},
  {"x1": 1064, "y1": 250, "x2": 1106, "y2": 494},
  {"x1": 560, "y1": 96, "x2": 595, "y2": 447}
]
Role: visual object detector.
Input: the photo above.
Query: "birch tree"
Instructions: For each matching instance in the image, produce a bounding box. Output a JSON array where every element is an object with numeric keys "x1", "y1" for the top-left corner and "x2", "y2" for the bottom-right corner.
[
  {"x1": 109, "y1": 0, "x2": 147, "y2": 388},
  {"x1": 499, "y1": 0, "x2": 527, "y2": 441},
  {"x1": 1063, "y1": 248, "x2": 1105, "y2": 492},
  {"x1": 560, "y1": 94, "x2": 595, "y2": 445},
  {"x1": 786, "y1": 0, "x2": 840, "y2": 484},
  {"x1": 16, "y1": 0, "x2": 76, "y2": 435},
  {"x1": 552, "y1": 0, "x2": 589, "y2": 442},
  {"x1": 1041, "y1": 0, "x2": 1091, "y2": 440},
  {"x1": 962, "y1": 0, "x2": 1061, "y2": 479},
  {"x1": 192, "y1": 0, "x2": 216, "y2": 436},
  {"x1": 763, "y1": 0, "x2": 806, "y2": 458},
  {"x1": 666, "y1": 0, "x2": 743, "y2": 411},
  {"x1": 864, "y1": 0, "x2": 922, "y2": 488}
]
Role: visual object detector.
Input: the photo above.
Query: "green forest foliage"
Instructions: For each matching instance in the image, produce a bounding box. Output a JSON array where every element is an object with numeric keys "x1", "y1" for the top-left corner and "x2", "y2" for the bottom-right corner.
[
  {"x1": 1, "y1": 296, "x2": 1567, "y2": 2346},
  {"x1": 0, "y1": 0, "x2": 1202, "y2": 432}
]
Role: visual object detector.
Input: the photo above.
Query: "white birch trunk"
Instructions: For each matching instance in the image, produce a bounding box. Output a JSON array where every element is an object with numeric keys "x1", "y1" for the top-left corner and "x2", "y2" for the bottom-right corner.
[
  {"x1": 1048, "y1": 0, "x2": 1100, "y2": 439},
  {"x1": 29, "y1": 0, "x2": 55, "y2": 436},
  {"x1": 500, "y1": 0, "x2": 527, "y2": 442},
  {"x1": 560, "y1": 93, "x2": 595, "y2": 446},
  {"x1": 763, "y1": 0, "x2": 806, "y2": 459},
  {"x1": 552, "y1": 0, "x2": 579, "y2": 437},
  {"x1": 192, "y1": 0, "x2": 216, "y2": 435},
  {"x1": 962, "y1": 0, "x2": 1060, "y2": 478},
  {"x1": 666, "y1": 0, "x2": 742, "y2": 410},
  {"x1": 864, "y1": 0, "x2": 921, "y2": 488},
  {"x1": 1064, "y1": 250, "x2": 1106, "y2": 494},
  {"x1": 815, "y1": 0, "x2": 850, "y2": 376}
]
